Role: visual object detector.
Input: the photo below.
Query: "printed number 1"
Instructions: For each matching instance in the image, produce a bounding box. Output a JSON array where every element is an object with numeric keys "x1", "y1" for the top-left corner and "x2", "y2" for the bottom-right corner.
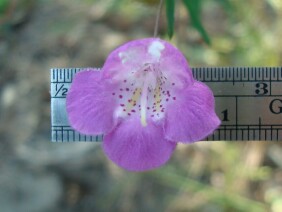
[{"x1": 221, "y1": 109, "x2": 229, "y2": 122}]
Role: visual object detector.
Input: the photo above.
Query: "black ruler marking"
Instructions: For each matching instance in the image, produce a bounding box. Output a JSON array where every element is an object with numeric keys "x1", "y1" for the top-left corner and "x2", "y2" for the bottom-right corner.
[
  {"x1": 259, "y1": 117, "x2": 262, "y2": 140},
  {"x1": 52, "y1": 126, "x2": 103, "y2": 142},
  {"x1": 235, "y1": 96, "x2": 238, "y2": 140},
  {"x1": 57, "y1": 67, "x2": 272, "y2": 83}
]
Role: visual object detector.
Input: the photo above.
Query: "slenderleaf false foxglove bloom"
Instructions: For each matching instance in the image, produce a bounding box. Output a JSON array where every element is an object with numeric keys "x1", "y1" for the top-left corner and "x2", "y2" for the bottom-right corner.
[{"x1": 66, "y1": 38, "x2": 220, "y2": 172}]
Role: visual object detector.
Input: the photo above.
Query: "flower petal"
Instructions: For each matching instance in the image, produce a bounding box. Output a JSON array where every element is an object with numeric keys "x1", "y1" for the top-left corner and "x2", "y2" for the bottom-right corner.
[
  {"x1": 103, "y1": 116, "x2": 176, "y2": 172},
  {"x1": 66, "y1": 69, "x2": 118, "y2": 135},
  {"x1": 102, "y1": 38, "x2": 194, "y2": 87},
  {"x1": 164, "y1": 81, "x2": 220, "y2": 142},
  {"x1": 159, "y1": 41, "x2": 194, "y2": 87}
]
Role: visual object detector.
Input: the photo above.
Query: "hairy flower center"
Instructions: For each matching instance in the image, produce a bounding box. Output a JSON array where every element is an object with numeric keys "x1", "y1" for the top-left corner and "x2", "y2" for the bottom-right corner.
[{"x1": 114, "y1": 63, "x2": 177, "y2": 127}]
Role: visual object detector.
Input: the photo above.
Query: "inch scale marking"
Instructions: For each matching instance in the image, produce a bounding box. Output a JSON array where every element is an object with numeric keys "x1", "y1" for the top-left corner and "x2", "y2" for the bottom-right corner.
[{"x1": 51, "y1": 67, "x2": 282, "y2": 142}]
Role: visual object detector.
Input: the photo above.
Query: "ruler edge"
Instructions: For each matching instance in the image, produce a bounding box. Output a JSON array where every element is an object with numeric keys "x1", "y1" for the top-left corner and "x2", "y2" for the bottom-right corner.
[{"x1": 50, "y1": 66, "x2": 282, "y2": 142}]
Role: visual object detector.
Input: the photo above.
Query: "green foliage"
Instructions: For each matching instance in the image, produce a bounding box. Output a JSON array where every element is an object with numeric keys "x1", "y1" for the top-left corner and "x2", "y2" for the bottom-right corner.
[
  {"x1": 119, "y1": 0, "x2": 232, "y2": 44},
  {"x1": 165, "y1": 0, "x2": 175, "y2": 38},
  {"x1": 164, "y1": 0, "x2": 211, "y2": 44},
  {"x1": 182, "y1": 0, "x2": 211, "y2": 44},
  {"x1": 154, "y1": 166, "x2": 267, "y2": 212},
  {"x1": 164, "y1": 0, "x2": 233, "y2": 44},
  {"x1": 0, "y1": 0, "x2": 8, "y2": 14},
  {"x1": 216, "y1": 0, "x2": 232, "y2": 11}
]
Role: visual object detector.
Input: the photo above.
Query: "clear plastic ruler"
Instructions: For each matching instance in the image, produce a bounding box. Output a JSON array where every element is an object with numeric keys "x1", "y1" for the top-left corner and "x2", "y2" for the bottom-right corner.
[{"x1": 51, "y1": 67, "x2": 282, "y2": 142}]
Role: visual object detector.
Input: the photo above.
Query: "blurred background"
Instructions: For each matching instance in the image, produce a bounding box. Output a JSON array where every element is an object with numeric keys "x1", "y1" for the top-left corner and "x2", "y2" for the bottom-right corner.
[{"x1": 0, "y1": 0, "x2": 282, "y2": 211}]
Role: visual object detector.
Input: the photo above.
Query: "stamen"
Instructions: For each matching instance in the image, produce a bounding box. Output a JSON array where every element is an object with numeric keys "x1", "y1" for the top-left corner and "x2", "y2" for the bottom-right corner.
[
  {"x1": 114, "y1": 62, "x2": 173, "y2": 123},
  {"x1": 140, "y1": 79, "x2": 149, "y2": 127},
  {"x1": 154, "y1": 82, "x2": 162, "y2": 112},
  {"x1": 125, "y1": 88, "x2": 141, "y2": 112}
]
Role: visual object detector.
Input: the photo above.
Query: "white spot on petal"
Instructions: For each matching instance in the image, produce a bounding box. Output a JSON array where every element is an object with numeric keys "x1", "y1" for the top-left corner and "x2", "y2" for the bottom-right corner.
[
  {"x1": 118, "y1": 52, "x2": 128, "y2": 64},
  {"x1": 148, "y1": 41, "x2": 165, "y2": 59}
]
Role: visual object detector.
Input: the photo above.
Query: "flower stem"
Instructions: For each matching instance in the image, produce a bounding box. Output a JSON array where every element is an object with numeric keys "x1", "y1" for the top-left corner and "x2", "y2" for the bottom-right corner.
[{"x1": 153, "y1": 0, "x2": 164, "y2": 37}]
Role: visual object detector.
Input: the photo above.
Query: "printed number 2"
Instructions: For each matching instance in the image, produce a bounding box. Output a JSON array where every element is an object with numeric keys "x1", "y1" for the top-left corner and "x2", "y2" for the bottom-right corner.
[
  {"x1": 62, "y1": 88, "x2": 68, "y2": 96},
  {"x1": 221, "y1": 109, "x2": 229, "y2": 122},
  {"x1": 255, "y1": 83, "x2": 268, "y2": 95}
]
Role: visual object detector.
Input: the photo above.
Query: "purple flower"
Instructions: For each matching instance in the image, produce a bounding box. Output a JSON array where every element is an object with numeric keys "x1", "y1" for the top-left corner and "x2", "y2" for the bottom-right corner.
[{"x1": 66, "y1": 38, "x2": 220, "y2": 172}]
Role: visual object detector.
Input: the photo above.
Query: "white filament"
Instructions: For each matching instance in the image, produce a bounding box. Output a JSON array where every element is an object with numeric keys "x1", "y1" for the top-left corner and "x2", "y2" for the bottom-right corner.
[{"x1": 140, "y1": 77, "x2": 149, "y2": 127}]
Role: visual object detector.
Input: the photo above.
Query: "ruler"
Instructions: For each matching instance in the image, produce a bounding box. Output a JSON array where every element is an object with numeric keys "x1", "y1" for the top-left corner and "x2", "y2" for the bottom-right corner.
[{"x1": 51, "y1": 67, "x2": 282, "y2": 142}]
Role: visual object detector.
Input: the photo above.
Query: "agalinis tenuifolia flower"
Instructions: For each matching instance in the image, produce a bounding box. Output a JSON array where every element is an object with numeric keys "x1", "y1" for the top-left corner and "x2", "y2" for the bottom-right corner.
[{"x1": 66, "y1": 38, "x2": 220, "y2": 172}]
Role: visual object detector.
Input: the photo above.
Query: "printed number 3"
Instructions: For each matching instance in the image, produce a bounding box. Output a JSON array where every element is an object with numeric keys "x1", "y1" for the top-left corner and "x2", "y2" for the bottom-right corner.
[{"x1": 255, "y1": 82, "x2": 268, "y2": 95}]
